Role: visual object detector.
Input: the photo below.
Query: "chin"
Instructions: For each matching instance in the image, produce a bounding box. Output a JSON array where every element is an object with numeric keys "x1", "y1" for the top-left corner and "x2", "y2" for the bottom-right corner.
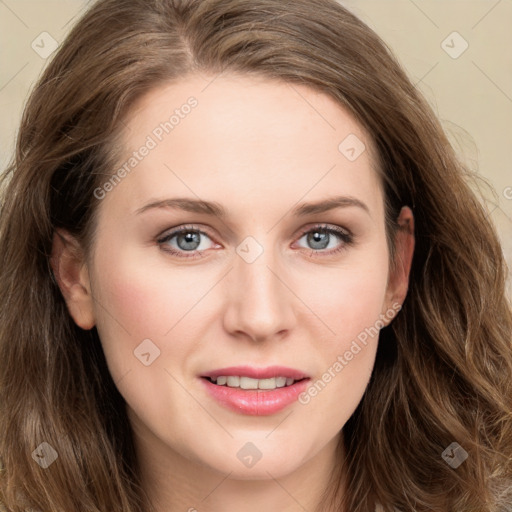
[{"x1": 193, "y1": 438, "x2": 314, "y2": 481}]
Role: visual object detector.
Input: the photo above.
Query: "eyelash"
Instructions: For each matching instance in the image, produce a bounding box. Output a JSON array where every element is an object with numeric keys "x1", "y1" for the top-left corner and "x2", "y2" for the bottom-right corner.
[{"x1": 156, "y1": 223, "x2": 354, "y2": 259}]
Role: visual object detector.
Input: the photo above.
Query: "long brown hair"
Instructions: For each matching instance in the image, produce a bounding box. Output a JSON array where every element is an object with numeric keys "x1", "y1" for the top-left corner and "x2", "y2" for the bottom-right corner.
[{"x1": 1, "y1": 0, "x2": 511, "y2": 510}]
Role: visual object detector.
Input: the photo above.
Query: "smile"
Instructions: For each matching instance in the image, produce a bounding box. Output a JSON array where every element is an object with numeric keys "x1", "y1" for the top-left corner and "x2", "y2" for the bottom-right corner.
[{"x1": 200, "y1": 365, "x2": 310, "y2": 415}]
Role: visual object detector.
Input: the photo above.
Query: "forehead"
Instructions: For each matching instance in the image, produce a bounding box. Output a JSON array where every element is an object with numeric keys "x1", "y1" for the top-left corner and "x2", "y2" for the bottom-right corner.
[{"x1": 105, "y1": 73, "x2": 384, "y2": 221}]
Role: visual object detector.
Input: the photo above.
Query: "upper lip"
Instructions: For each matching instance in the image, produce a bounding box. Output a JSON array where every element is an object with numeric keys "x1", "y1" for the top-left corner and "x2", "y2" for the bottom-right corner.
[{"x1": 201, "y1": 365, "x2": 309, "y2": 380}]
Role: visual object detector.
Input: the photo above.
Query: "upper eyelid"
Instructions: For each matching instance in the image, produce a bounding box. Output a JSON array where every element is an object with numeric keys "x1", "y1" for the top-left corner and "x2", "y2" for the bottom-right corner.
[
  {"x1": 157, "y1": 225, "x2": 213, "y2": 244},
  {"x1": 297, "y1": 223, "x2": 351, "y2": 236}
]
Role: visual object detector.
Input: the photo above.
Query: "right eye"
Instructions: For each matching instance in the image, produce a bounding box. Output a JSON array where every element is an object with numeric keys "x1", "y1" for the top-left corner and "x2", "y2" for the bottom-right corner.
[{"x1": 157, "y1": 225, "x2": 219, "y2": 259}]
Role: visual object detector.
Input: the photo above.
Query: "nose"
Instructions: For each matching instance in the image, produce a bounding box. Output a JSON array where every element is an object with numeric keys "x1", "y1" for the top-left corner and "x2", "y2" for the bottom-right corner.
[{"x1": 222, "y1": 242, "x2": 297, "y2": 344}]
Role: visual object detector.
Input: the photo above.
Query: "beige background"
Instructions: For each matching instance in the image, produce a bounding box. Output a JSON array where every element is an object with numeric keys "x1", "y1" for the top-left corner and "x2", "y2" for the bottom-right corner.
[{"x1": 1, "y1": 0, "x2": 511, "y2": 296}]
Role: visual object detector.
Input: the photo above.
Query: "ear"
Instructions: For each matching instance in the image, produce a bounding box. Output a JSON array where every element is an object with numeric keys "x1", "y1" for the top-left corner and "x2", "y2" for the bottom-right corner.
[
  {"x1": 382, "y1": 206, "x2": 415, "y2": 322},
  {"x1": 50, "y1": 229, "x2": 95, "y2": 330}
]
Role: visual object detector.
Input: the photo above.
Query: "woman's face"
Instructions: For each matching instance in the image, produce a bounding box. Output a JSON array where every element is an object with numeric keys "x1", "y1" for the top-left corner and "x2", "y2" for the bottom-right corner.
[{"x1": 58, "y1": 73, "x2": 412, "y2": 481}]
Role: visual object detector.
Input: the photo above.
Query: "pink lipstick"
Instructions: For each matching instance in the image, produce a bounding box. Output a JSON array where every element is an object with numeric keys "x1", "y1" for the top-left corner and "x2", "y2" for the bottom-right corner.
[{"x1": 200, "y1": 365, "x2": 310, "y2": 416}]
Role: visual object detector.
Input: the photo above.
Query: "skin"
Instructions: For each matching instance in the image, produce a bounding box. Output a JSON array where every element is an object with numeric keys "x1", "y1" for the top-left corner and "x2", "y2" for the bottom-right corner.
[{"x1": 51, "y1": 73, "x2": 414, "y2": 512}]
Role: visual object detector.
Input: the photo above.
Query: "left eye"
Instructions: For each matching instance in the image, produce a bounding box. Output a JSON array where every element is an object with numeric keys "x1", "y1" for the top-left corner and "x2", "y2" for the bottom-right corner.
[{"x1": 295, "y1": 226, "x2": 351, "y2": 252}]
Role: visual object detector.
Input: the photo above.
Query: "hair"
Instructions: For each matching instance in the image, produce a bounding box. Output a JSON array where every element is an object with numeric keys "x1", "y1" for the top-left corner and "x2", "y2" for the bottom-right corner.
[{"x1": 0, "y1": 0, "x2": 511, "y2": 511}]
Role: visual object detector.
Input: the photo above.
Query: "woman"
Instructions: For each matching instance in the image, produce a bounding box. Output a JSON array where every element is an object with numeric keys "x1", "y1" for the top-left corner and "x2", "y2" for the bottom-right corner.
[{"x1": 0, "y1": 0, "x2": 511, "y2": 511}]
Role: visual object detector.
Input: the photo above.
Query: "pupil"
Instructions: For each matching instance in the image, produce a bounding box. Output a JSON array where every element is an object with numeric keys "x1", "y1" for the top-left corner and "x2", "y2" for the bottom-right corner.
[
  {"x1": 179, "y1": 231, "x2": 200, "y2": 250},
  {"x1": 309, "y1": 230, "x2": 328, "y2": 249}
]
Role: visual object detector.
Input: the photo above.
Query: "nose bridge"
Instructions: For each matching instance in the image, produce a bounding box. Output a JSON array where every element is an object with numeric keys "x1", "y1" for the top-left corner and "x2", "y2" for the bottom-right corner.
[{"x1": 223, "y1": 234, "x2": 295, "y2": 341}]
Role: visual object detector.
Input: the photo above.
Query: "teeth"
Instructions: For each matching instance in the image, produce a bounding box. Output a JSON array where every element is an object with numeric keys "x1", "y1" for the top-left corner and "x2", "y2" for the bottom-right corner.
[
  {"x1": 256, "y1": 378, "x2": 275, "y2": 390},
  {"x1": 240, "y1": 376, "x2": 259, "y2": 389},
  {"x1": 227, "y1": 376, "x2": 240, "y2": 387},
  {"x1": 275, "y1": 377, "x2": 287, "y2": 388},
  {"x1": 209, "y1": 375, "x2": 299, "y2": 390}
]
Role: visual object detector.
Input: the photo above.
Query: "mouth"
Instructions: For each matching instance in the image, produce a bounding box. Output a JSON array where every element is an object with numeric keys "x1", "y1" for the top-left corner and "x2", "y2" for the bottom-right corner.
[{"x1": 199, "y1": 365, "x2": 310, "y2": 415}]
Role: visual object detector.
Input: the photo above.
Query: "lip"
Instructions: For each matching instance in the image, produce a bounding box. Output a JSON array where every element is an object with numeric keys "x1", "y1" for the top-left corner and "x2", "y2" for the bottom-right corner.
[
  {"x1": 201, "y1": 365, "x2": 309, "y2": 380},
  {"x1": 199, "y1": 366, "x2": 310, "y2": 416}
]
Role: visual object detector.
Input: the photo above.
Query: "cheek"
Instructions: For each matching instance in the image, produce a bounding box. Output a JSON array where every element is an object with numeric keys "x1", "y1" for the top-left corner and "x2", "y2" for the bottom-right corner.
[
  {"x1": 300, "y1": 251, "x2": 390, "y2": 347},
  {"x1": 294, "y1": 252, "x2": 389, "y2": 424},
  {"x1": 312, "y1": 270, "x2": 385, "y2": 373},
  {"x1": 89, "y1": 247, "x2": 212, "y2": 428},
  {"x1": 89, "y1": 245, "x2": 180, "y2": 377},
  {"x1": 89, "y1": 239, "x2": 224, "y2": 385}
]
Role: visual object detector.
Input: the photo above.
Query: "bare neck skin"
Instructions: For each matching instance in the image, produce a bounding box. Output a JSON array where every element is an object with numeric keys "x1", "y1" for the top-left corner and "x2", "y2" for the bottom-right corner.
[{"x1": 131, "y1": 409, "x2": 344, "y2": 512}]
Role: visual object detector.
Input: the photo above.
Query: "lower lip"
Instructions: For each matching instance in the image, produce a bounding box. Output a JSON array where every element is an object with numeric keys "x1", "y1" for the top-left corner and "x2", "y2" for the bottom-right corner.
[{"x1": 200, "y1": 377, "x2": 310, "y2": 416}]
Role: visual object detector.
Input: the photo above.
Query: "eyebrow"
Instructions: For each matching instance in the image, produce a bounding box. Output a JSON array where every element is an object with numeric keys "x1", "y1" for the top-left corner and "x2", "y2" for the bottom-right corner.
[{"x1": 135, "y1": 195, "x2": 370, "y2": 218}]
